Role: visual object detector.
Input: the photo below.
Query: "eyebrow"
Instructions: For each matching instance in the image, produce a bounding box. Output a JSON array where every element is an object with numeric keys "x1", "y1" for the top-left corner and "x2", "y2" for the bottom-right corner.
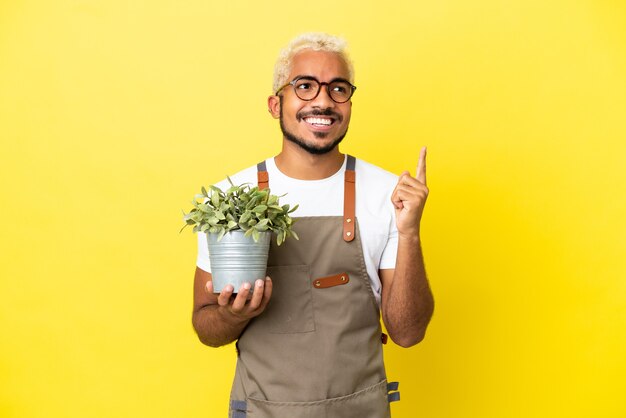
[{"x1": 294, "y1": 75, "x2": 351, "y2": 84}]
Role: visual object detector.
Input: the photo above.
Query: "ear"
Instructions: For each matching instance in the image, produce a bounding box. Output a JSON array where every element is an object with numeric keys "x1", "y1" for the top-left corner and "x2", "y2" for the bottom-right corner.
[{"x1": 267, "y1": 95, "x2": 281, "y2": 119}]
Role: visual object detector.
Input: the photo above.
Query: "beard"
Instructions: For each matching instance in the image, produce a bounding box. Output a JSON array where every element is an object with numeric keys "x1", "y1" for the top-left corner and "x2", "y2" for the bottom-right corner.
[{"x1": 279, "y1": 100, "x2": 348, "y2": 155}]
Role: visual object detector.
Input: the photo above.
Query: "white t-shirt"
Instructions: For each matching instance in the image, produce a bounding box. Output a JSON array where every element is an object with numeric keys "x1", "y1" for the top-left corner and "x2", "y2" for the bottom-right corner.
[{"x1": 196, "y1": 155, "x2": 399, "y2": 304}]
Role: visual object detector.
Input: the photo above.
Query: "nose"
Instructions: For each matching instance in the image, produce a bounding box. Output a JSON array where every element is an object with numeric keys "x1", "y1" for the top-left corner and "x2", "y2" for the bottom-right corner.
[{"x1": 309, "y1": 84, "x2": 335, "y2": 108}]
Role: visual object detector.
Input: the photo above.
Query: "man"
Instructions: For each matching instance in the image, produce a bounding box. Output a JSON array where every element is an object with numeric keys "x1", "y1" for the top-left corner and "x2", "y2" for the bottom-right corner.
[{"x1": 192, "y1": 33, "x2": 434, "y2": 418}]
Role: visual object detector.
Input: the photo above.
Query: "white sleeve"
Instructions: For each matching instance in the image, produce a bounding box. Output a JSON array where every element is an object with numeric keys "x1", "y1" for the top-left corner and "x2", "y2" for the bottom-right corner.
[
  {"x1": 196, "y1": 231, "x2": 211, "y2": 273},
  {"x1": 378, "y1": 209, "x2": 398, "y2": 270}
]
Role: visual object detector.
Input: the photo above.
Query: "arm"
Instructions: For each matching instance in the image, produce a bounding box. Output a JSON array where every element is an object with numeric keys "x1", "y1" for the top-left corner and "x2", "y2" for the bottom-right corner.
[
  {"x1": 380, "y1": 147, "x2": 434, "y2": 347},
  {"x1": 192, "y1": 267, "x2": 272, "y2": 347}
]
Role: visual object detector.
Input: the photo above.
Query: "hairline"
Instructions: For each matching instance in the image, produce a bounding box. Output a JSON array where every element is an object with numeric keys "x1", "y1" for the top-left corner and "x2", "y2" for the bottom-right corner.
[{"x1": 272, "y1": 33, "x2": 355, "y2": 93}]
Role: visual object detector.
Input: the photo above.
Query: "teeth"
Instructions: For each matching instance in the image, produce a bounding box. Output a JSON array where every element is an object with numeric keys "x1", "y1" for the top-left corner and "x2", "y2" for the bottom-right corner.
[{"x1": 305, "y1": 117, "x2": 332, "y2": 126}]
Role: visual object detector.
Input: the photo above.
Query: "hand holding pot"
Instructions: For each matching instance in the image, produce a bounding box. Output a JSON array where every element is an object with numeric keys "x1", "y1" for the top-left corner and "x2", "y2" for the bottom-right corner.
[{"x1": 207, "y1": 277, "x2": 273, "y2": 323}]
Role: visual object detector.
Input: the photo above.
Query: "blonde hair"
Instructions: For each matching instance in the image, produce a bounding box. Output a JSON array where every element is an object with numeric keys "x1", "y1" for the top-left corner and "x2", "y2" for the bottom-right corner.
[{"x1": 272, "y1": 32, "x2": 355, "y2": 93}]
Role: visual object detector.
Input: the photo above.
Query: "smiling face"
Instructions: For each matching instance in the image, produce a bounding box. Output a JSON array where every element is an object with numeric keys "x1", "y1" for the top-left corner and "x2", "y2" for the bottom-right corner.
[{"x1": 269, "y1": 50, "x2": 352, "y2": 155}]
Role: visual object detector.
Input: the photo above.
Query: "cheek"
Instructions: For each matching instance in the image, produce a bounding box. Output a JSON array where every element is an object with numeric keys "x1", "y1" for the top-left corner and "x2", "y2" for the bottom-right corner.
[
  {"x1": 284, "y1": 106, "x2": 303, "y2": 123},
  {"x1": 341, "y1": 108, "x2": 352, "y2": 124}
]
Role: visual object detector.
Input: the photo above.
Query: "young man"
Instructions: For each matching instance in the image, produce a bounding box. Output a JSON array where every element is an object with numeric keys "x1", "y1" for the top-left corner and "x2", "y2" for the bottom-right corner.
[{"x1": 192, "y1": 33, "x2": 434, "y2": 418}]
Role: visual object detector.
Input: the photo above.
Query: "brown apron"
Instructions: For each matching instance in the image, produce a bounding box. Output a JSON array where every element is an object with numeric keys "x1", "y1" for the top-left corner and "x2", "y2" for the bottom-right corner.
[{"x1": 228, "y1": 156, "x2": 400, "y2": 418}]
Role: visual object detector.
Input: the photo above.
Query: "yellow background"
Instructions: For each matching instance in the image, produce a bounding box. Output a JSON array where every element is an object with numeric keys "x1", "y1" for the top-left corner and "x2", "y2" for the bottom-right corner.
[{"x1": 1, "y1": 1, "x2": 625, "y2": 417}]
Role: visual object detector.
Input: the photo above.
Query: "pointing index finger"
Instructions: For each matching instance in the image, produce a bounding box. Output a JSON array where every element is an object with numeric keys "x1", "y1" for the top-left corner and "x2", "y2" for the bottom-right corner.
[{"x1": 416, "y1": 146, "x2": 427, "y2": 185}]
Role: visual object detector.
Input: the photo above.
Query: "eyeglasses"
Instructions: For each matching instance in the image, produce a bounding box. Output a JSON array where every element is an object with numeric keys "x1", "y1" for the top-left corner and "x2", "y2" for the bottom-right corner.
[{"x1": 275, "y1": 76, "x2": 357, "y2": 103}]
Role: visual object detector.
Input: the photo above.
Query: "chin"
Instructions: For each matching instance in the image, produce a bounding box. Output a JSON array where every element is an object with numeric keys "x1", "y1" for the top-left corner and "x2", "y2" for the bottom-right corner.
[{"x1": 281, "y1": 115, "x2": 348, "y2": 155}]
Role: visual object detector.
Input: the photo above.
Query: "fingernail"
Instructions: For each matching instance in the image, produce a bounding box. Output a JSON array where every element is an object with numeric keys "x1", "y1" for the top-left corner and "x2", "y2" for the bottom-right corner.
[
  {"x1": 225, "y1": 285, "x2": 233, "y2": 292},
  {"x1": 243, "y1": 282, "x2": 251, "y2": 290},
  {"x1": 255, "y1": 279, "x2": 263, "y2": 287}
]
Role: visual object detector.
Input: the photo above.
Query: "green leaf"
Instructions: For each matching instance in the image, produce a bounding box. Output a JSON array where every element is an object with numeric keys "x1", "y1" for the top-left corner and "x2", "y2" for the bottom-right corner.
[
  {"x1": 246, "y1": 196, "x2": 259, "y2": 209},
  {"x1": 239, "y1": 211, "x2": 251, "y2": 223},
  {"x1": 184, "y1": 178, "x2": 298, "y2": 244},
  {"x1": 255, "y1": 219, "x2": 269, "y2": 231},
  {"x1": 211, "y1": 191, "x2": 220, "y2": 207},
  {"x1": 197, "y1": 203, "x2": 211, "y2": 213},
  {"x1": 253, "y1": 205, "x2": 267, "y2": 214}
]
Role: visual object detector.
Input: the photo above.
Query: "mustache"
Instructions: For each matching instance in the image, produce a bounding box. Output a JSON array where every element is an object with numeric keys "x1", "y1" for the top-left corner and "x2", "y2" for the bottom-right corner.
[{"x1": 296, "y1": 108, "x2": 342, "y2": 122}]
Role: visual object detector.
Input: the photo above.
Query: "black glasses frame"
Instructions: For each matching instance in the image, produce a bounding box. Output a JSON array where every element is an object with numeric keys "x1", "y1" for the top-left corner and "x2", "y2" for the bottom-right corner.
[{"x1": 275, "y1": 76, "x2": 357, "y2": 103}]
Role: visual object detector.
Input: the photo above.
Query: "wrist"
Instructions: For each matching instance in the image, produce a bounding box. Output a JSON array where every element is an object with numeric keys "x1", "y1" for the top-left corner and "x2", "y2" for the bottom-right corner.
[{"x1": 398, "y1": 230, "x2": 421, "y2": 244}]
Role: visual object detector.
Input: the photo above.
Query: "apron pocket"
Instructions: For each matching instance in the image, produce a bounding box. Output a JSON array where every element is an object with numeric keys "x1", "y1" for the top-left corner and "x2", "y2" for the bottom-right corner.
[
  {"x1": 264, "y1": 265, "x2": 315, "y2": 334},
  {"x1": 246, "y1": 379, "x2": 390, "y2": 418}
]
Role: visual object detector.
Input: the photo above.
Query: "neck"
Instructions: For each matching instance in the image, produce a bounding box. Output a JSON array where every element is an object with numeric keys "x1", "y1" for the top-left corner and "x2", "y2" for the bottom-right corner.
[{"x1": 275, "y1": 141, "x2": 345, "y2": 180}]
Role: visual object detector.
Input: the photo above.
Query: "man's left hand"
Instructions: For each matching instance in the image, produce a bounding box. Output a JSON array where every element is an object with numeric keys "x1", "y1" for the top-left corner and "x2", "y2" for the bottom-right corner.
[{"x1": 391, "y1": 146, "x2": 429, "y2": 237}]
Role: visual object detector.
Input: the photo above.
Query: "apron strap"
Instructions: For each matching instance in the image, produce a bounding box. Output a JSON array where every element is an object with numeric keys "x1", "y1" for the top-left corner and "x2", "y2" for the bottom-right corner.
[
  {"x1": 256, "y1": 156, "x2": 356, "y2": 242},
  {"x1": 387, "y1": 381, "x2": 401, "y2": 403},
  {"x1": 343, "y1": 155, "x2": 356, "y2": 242},
  {"x1": 257, "y1": 160, "x2": 269, "y2": 190}
]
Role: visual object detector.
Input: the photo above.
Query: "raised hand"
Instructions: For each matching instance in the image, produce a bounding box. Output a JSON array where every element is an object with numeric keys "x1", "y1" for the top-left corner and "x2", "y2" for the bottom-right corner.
[{"x1": 391, "y1": 146, "x2": 429, "y2": 237}]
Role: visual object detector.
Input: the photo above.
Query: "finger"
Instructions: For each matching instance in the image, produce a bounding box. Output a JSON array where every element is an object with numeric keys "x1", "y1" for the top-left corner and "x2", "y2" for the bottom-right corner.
[
  {"x1": 394, "y1": 182, "x2": 429, "y2": 196},
  {"x1": 391, "y1": 188, "x2": 404, "y2": 209},
  {"x1": 259, "y1": 277, "x2": 273, "y2": 309},
  {"x1": 416, "y1": 146, "x2": 427, "y2": 185},
  {"x1": 231, "y1": 282, "x2": 252, "y2": 312},
  {"x1": 217, "y1": 285, "x2": 234, "y2": 306},
  {"x1": 398, "y1": 174, "x2": 425, "y2": 188},
  {"x1": 247, "y1": 279, "x2": 265, "y2": 310},
  {"x1": 393, "y1": 190, "x2": 426, "y2": 208},
  {"x1": 391, "y1": 171, "x2": 410, "y2": 209}
]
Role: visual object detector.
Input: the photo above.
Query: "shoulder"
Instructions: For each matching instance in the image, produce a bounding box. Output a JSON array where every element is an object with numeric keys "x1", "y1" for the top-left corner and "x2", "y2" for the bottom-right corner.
[{"x1": 354, "y1": 157, "x2": 399, "y2": 190}]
